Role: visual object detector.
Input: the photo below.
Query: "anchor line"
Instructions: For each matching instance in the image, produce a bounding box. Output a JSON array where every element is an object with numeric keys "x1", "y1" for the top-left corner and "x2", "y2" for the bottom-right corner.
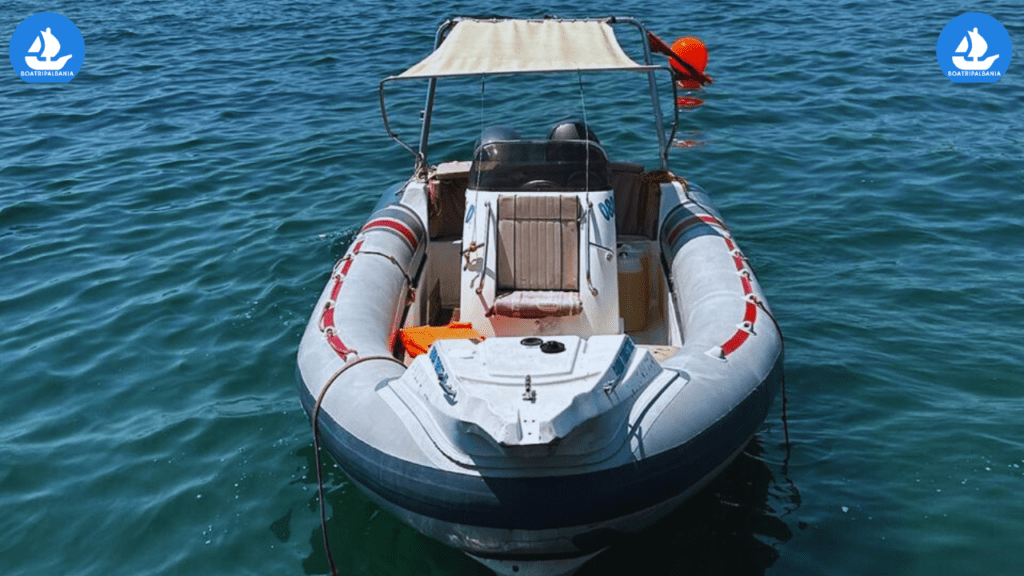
[
  {"x1": 311, "y1": 355, "x2": 406, "y2": 576},
  {"x1": 751, "y1": 296, "x2": 789, "y2": 448},
  {"x1": 710, "y1": 221, "x2": 790, "y2": 464},
  {"x1": 684, "y1": 181, "x2": 792, "y2": 501},
  {"x1": 750, "y1": 295, "x2": 798, "y2": 516}
]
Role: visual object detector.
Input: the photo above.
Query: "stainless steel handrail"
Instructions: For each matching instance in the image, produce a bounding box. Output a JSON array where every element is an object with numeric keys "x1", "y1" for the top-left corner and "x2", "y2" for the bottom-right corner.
[
  {"x1": 584, "y1": 200, "x2": 599, "y2": 296},
  {"x1": 474, "y1": 201, "x2": 492, "y2": 294}
]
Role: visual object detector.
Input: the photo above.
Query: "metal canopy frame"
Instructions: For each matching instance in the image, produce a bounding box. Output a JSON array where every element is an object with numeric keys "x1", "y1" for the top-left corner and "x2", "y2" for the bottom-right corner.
[{"x1": 378, "y1": 16, "x2": 680, "y2": 175}]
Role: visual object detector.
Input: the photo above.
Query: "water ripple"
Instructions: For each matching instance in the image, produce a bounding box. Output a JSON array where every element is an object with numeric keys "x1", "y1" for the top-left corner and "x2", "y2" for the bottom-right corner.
[{"x1": 1, "y1": 1, "x2": 1023, "y2": 575}]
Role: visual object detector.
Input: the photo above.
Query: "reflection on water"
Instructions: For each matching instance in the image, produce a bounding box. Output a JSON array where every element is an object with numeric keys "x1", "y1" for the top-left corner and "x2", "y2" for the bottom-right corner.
[
  {"x1": 270, "y1": 508, "x2": 292, "y2": 542},
  {"x1": 292, "y1": 444, "x2": 490, "y2": 575},
  {"x1": 578, "y1": 435, "x2": 800, "y2": 575},
  {"x1": 292, "y1": 433, "x2": 799, "y2": 575},
  {"x1": 671, "y1": 130, "x2": 709, "y2": 149}
]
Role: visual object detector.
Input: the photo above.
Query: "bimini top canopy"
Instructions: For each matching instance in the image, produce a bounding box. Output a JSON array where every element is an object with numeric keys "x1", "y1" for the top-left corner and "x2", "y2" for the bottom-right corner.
[
  {"x1": 397, "y1": 18, "x2": 658, "y2": 78},
  {"x1": 380, "y1": 17, "x2": 677, "y2": 172}
]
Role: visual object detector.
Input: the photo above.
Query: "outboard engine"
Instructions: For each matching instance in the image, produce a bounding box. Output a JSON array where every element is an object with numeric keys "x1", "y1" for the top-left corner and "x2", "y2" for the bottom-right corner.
[{"x1": 548, "y1": 118, "x2": 600, "y2": 144}]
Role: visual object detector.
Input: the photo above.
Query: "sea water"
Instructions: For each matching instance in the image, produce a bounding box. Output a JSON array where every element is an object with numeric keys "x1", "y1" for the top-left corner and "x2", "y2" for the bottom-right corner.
[{"x1": 2, "y1": 1, "x2": 1022, "y2": 574}]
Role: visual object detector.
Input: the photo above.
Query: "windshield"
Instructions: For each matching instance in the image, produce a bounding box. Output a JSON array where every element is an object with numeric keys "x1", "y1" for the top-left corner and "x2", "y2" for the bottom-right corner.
[{"x1": 468, "y1": 140, "x2": 612, "y2": 191}]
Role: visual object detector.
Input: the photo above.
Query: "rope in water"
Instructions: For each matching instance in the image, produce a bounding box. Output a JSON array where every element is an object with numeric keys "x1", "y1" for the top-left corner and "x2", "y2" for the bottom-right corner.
[
  {"x1": 681, "y1": 183, "x2": 793, "y2": 464},
  {"x1": 311, "y1": 355, "x2": 407, "y2": 576},
  {"x1": 752, "y1": 296, "x2": 790, "y2": 450},
  {"x1": 750, "y1": 293, "x2": 800, "y2": 516}
]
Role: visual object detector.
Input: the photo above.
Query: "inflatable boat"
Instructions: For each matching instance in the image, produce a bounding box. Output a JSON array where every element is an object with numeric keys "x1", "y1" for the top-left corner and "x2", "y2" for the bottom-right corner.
[{"x1": 296, "y1": 16, "x2": 783, "y2": 576}]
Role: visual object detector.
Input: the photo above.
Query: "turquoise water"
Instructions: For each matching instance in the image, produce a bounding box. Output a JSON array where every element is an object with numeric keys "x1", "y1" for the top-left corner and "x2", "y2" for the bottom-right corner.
[{"x1": 2, "y1": 1, "x2": 1022, "y2": 575}]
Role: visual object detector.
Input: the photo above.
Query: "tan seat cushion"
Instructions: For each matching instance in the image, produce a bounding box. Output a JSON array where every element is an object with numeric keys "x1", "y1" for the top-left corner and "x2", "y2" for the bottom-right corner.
[
  {"x1": 493, "y1": 194, "x2": 581, "y2": 318},
  {"x1": 496, "y1": 195, "x2": 579, "y2": 291}
]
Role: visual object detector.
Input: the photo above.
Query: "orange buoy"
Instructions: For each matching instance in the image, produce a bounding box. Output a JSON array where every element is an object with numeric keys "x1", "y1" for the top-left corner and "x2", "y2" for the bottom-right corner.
[{"x1": 670, "y1": 37, "x2": 708, "y2": 89}]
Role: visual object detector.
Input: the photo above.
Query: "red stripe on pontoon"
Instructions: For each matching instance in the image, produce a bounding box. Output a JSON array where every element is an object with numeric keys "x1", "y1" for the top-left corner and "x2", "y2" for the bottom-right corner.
[
  {"x1": 341, "y1": 257, "x2": 353, "y2": 276},
  {"x1": 718, "y1": 222, "x2": 758, "y2": 356},
  {"x1": 327, "y1": 332, "x2": 353, "y2": 358},
  {"x1": 699, "y1": 214, "x2": 728, "y2": 230},
  {"x1": 321, "y1": 305, "x2": 335, "y2": 329},
  {"x1": 721, "y1": 329, "x2": 750, "y2": 356},
  {"x1": 722, "y1": 302, "x2": 759, "y2": 356},
  {"x1": 330, "y1": 277, "x2": 342, "y2": 300},
  {"x1": 743, "y1": 301, "x2": 757, "y2": 324},
  {"x1": 363, "y1": 218, "x2": 418, "y2": 249}
]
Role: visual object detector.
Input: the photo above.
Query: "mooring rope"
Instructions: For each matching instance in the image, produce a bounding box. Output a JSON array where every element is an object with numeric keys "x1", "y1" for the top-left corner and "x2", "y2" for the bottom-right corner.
[
  {"x1": 751, "y1": 296, "x2": 790, "y2": 450},
  {"x1": 751, "y1": 295, "x2": 800, "y2": 518},
  {"x1": 311, "y1": 354, "x2": 406, "y2": 576}
]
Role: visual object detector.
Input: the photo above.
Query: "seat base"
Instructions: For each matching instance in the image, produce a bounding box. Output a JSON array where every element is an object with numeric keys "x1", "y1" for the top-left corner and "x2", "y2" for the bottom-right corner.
[{"x1": 490, "y1": 291, "x2": 583, "y2": 318}]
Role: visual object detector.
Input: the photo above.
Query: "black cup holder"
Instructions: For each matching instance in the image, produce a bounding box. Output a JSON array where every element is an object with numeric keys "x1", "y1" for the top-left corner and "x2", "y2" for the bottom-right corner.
[
  {"x1": 519, "y1": 337, "x2": 566, "y2": 354},
  {"x1": 540, "y1": 341, "x2": 566, "y2": 354}
]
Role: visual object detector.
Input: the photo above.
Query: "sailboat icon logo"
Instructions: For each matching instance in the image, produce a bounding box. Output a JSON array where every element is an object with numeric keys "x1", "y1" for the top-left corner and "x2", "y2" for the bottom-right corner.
[
  {"x1": 936, "y1": 13, "x2": 1011, "y2": 83},
  {"x1": 8, "y1": 12, "x2": 85, "y2": 83},
  {"x1": 952, "y1": 28, "x2": 999, "y2": 71},
  {"x1": 25, "y1": 27, "x2": 74, "y2": 71}
]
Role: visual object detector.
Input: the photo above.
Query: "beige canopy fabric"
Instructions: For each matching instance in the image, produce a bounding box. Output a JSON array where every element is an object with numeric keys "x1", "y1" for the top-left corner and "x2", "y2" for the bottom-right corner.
[{"x1": 397, "y1": 19, "x2": 655, "y2": 78}]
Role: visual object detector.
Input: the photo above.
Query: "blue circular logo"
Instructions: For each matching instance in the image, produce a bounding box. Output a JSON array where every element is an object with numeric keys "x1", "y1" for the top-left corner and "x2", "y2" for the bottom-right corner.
[
  {"x1": 937, "y1": 13, "x2": 1011, "y2": 83},
  {"x1": 9, "y1": 13, "x2": 84, "y2": 83}
]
